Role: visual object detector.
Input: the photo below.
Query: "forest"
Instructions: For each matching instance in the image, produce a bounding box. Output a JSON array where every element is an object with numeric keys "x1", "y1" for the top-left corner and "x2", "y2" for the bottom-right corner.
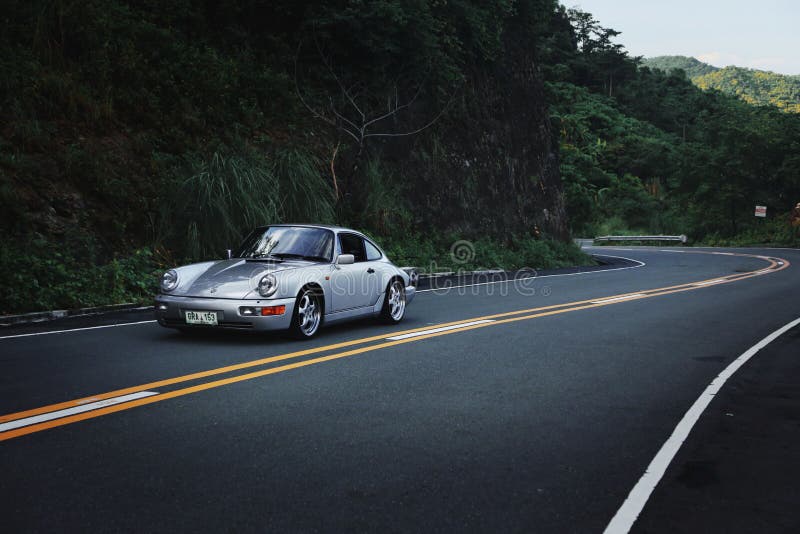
[
  {"x1": 644, "y1": 55, "x2": 800, "y2": 113},
  {"x1": 1, "y1": 0, "x2": 799, "y2": 313}
]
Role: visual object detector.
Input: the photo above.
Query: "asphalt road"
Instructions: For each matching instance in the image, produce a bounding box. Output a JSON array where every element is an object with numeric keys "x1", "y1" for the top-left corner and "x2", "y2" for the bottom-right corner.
[{"x1": 1, "y1": 247, "x2": 799, "y2": 533}]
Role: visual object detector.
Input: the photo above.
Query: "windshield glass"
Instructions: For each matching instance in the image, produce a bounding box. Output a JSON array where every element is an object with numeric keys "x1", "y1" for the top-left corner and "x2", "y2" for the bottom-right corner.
[{"x1": 234, "y1": 226, "x2": 334, "y2": 262}]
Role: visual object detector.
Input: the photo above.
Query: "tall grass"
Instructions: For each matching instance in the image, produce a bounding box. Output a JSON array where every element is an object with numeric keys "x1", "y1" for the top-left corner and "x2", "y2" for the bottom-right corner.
[
  {"x1": 272, "y1": 147, "x2": 335, "y2": 224},
  {"x1": 178, "y1": 147, "x2": 335, "y2": 259},
  {"x1": 360, "y1": 157, "x2": 412, "y2": 233}
]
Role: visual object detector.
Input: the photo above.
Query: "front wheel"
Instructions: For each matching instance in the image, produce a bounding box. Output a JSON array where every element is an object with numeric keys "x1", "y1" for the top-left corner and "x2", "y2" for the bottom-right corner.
[
  {"x1": 380, "y1": 279, "x2": 406, "y2": 324},
  {"x1": 288, "y1": 288, "x2": 323, "y2": 339}
]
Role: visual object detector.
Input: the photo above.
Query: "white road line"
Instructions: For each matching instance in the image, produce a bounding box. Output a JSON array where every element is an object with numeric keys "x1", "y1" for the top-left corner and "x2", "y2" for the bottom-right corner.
[
  {"x1": 386, "y1": 320, "x2": 495, "y2": 340},
  {"x1": 416, "y1": 255, "x2": 646, "y2": 294},
  {"x1": 591, "y1": 294, "x2": 645, "y2": 304},
  {"x1": 604, "y1": 316, "x2": 800, "y2": 534},
  {"x1": 0, "y1": 391, "x2": 159, "y2": 432},
  {"x1": 693, "y1": 279, "x2": 725, "y2": 286},
  {"x1": 0, "y1": 320, "x2": 157, "y2": 340}
]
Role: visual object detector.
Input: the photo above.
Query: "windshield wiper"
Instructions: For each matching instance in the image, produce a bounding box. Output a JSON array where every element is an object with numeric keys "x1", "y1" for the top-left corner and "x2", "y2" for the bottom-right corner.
[
  {"x1": 248, "y1": 253, "x2": 284, "y2": 261},
  {"x1": 270, "y1": 253, "x2": 329, "y2": 263}
]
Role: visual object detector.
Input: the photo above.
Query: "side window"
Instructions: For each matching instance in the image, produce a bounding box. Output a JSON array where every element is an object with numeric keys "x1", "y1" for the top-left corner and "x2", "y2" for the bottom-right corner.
[
  {"x1": 338, "y1": 233, "x2": 366, "y2": 262},
  {"x1": 364, "y1": 240, "x2": 382, "y2": 261}
]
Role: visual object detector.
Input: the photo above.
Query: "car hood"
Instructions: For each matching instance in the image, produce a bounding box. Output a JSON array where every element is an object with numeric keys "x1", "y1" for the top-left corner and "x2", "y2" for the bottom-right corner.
[{"x1": 173, "y1": 258, "x2": 321, "y2": 299}]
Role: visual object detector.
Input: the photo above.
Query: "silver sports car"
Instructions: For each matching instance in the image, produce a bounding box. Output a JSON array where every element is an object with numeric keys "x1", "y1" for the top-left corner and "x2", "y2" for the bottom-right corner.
[{"x1": 154, "y1": 224, "x2": 417, "y2": 339}]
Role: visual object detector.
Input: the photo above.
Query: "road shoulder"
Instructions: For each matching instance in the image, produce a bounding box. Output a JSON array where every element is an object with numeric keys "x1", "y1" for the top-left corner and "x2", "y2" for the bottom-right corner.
[{"x1": 634, "y1": 324, "x2": 800, "y2": 533}]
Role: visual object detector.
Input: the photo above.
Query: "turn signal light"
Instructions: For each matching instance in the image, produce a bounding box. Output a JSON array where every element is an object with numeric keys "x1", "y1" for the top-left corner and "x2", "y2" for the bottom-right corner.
[{"x1": 261, "y1": 305, "x2": 286, "y2": 316}]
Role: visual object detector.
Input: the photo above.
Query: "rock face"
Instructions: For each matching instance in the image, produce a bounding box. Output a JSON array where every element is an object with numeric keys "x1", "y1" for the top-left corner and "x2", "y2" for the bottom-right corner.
[{"x1": 383, "y1": 29, "x2": 569, "y2": 241}]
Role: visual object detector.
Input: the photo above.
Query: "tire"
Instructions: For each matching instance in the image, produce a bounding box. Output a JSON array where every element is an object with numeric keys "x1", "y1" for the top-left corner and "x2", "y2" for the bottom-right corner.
[
  {"x1": 380, "y1": 279, "x2": 406, "y2": 324},
  {"x1": 288, "y1": 287, "x2": 323, "y2": 339}
]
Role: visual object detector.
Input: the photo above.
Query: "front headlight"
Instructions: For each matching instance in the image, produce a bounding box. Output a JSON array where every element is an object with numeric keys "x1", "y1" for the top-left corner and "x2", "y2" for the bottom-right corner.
[
  {"x1": 160, "y1": 269, "x2": 179, "y2": 292},
  {"x1": 258, "y1": 274, "x2": 278, "y2": 297}
]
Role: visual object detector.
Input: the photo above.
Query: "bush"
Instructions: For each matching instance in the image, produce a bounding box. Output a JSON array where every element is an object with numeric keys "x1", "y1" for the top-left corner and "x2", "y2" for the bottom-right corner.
[
  {"x1": 376, "y1": 233, "x2": 594, "y2": 272},
  {"x1": 699, "y1": 214, "x2": 799, "y2": 247},
  {"x1": 0, "y1": 237, "x2": 160, "y2": 314}
]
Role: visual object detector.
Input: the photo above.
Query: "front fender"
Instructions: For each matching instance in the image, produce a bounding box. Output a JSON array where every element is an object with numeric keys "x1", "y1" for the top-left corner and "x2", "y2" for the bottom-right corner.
[{"x1": 252, "y1": 264, "x2": 335, "y2": 308}]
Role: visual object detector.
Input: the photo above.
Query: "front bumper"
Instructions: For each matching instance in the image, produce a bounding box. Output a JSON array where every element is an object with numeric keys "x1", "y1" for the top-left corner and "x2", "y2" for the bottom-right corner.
[{"x1": 154, "y1": 294, "x2": 295, "y2": 332}]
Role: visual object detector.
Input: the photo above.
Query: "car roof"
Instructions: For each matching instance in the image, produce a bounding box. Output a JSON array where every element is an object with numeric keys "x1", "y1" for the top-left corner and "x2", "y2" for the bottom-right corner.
[{"x1": 267, "y1": 223, "x2": 356, "y2": 233}]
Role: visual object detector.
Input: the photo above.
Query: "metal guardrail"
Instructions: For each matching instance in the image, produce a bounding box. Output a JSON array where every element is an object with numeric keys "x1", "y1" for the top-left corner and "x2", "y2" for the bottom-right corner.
[{"x1": 594, "y1": 235, "x2": 687, "y2": 244}]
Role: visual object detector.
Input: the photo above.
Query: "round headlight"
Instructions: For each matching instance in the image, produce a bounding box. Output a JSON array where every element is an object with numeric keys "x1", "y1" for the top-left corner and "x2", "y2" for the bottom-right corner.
[
  {"x1": 258, "y1": 274, "x2": 278, "y2": 297},
  {"x1": 161, "y1": 269, "x2": 179, "y2": 292}
]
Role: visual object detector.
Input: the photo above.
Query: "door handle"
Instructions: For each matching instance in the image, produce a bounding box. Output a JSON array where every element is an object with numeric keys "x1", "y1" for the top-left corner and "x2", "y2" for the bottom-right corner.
[{"x1": 367, "y1": 268, "x2": 375, "y2": 274}]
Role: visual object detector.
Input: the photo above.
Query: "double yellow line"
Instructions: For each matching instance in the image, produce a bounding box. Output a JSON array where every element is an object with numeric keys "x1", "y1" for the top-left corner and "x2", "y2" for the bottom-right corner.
[{"x1": 0, "y1": 251, "x2": 789, "y2": 442}]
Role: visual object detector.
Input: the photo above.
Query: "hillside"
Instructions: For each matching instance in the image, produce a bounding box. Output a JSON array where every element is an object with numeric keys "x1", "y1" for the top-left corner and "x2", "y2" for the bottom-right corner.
[
  {"x1": 643, "y1": 55, "x2": 800, "y2": 113},
  {"x1": 641, "y1": 55, "x2": 719, "y2": 78},
  {"x1": 0, "y1": 0, "x2": 573, "y2": 313},
  {"x1": 2, "y1": 3, "x2": 800, "y2": 314},
  {"x1": 694, "y1": 67, "x2": 800, "y2": 113}
]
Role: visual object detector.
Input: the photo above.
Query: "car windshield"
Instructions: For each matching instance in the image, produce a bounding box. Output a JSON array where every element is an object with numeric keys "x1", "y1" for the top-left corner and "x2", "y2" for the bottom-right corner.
[{"x1": 234, "y1": 226, "x2": 334, "y2": 262}]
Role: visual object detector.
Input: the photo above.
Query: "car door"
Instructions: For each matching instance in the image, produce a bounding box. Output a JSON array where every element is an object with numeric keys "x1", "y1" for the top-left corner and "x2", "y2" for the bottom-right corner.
[
  {"x1": 362, "y1": 237, "x2": 390, "y2": 303},
  {"x1": 330, "y1": 233, "x2": 379, "y2": 312}
]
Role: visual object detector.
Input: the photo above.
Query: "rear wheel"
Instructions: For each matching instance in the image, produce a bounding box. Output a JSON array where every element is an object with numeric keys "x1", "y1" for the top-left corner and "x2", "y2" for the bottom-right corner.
[
  {"x1": 380, "y1": 279, "x2": 406, "y2": 324},
  {"x1": 288, "y1": 288, "x2": 323, "y2": 339}
]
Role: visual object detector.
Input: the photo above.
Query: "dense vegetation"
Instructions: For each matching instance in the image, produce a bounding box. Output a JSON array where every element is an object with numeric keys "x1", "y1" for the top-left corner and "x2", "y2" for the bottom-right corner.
[
  {"x1": 694, "y1": 68, "x2": 800, "y2": 113},
  {"x1": 644, "y1": 55, "x2": 800, "y2": 113},
  {"x1": 642, "y1": 55, "x2": 719, "y2": 78},
  {"x1": 1, "y1": 2, "x2": 799, "y2": 314},
  {"x1": 545, "y1": 20, "x2": 800, "y2": 239},
  {"x1": 0, "y1": 0, "x2": 577, "y2": 313}
]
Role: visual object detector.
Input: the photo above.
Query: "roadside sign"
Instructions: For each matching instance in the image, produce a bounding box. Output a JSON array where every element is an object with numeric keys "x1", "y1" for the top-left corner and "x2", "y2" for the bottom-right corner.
[{"x1": 755, "y1": 205, "x2": 767, "y2": 218}]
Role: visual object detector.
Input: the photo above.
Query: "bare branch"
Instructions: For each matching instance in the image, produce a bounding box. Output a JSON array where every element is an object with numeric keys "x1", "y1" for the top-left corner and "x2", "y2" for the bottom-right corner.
[
  {"x1": 313, "y1": 31, "x2": 365, "y2": 122},
  {"x1": 330, "y1": 141, "x2": 341, "y2": 200},
  {"x1": 364, "y1": 85, "x2": 460, "y2": 139},
  {"x1": 297, "y1": 33, "x2": 459, "y2": 171},
  {"x1": 362, "y1": 81, "x2": 426, "y2": 129},
  {"x1": 362, "y1": 68, "x2": 430, "y2": 129},
  {"x1": 328, "y1": 105, "x2": 362, "y2": 144},
  {"x1": 328, "y1": 97, "x2": 361, "y2": 133}
]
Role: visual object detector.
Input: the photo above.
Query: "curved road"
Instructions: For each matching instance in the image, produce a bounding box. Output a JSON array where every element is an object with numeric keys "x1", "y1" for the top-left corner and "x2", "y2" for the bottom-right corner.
[{"x1": 1, "y1": 247, "x2": 799, "y2": 532}]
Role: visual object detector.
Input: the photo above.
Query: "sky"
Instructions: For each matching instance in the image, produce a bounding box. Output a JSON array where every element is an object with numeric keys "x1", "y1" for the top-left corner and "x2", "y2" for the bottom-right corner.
[{"x1": 567, "y1": 0, "x2": 799, "y2": 75}]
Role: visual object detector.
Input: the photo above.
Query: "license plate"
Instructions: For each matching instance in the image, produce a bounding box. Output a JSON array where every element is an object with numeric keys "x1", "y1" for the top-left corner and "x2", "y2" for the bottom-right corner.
[{"x1": 185, "y1": 310, "x2": 218, "y2": 326}]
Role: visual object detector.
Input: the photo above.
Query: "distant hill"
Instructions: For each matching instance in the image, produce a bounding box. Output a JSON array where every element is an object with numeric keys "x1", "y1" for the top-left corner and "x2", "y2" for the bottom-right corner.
[
  {"x1": 642, "y1": 55, "x2": 719, "y2": 78},
  {"x1": 694, "y1": 67, "x2": 800, "y2": 113},
  {"x1": 642, "y1": 55, "x2": 800, "y2": 113}
]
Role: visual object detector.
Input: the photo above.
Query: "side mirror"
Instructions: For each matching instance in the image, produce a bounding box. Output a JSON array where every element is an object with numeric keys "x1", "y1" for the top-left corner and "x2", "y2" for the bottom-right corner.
[{"x1": 336, "y1": 254, "x2": 355, "y2": 265}]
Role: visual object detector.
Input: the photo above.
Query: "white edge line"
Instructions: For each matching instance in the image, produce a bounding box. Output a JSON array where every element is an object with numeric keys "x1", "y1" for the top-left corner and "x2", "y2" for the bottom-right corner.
[
  {"x1": 604, "y1": 316, "x2": 800, "y2": 534},
  {"x1": 0, "y1": 391, "x2": 159, "y2": 433},
  {"x1": 591, "y1": 293, "x2": 645, "y2": 304},
  {"x1": 386, "y1": 320, "x2": 495, "y2": 340},
  {"x1": 0, "y1": 320, "x2": 157, "y2": 340},
  {"x1": 416, "y1": 255, "x2": 646, "y2": 294}
]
